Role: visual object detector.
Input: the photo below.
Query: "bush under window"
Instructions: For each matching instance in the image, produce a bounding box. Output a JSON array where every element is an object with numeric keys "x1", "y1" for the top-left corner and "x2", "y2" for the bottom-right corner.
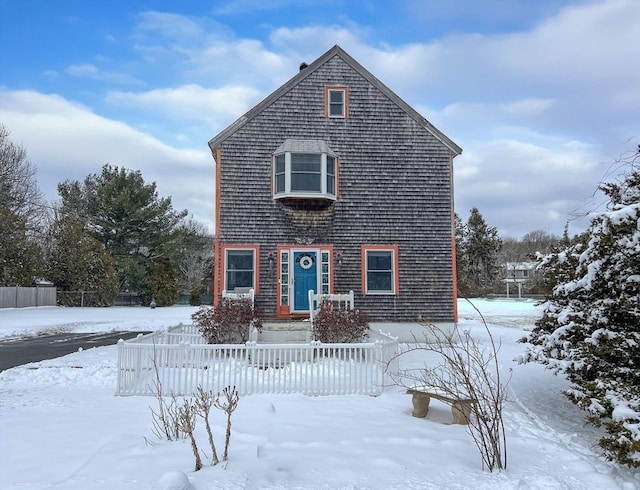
[
  {"x1": 192, "y1": 298, "x2": 262, "y2": 344},
  {"x1": 312, "y1": 302, "x2": 369, "y2": 343}
]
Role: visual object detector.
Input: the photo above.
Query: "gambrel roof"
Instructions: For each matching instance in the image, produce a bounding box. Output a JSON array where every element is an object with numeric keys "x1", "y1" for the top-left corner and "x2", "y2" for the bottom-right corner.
[{"x1": 208, "y1": 45, "x2": 462, "y2": 156}]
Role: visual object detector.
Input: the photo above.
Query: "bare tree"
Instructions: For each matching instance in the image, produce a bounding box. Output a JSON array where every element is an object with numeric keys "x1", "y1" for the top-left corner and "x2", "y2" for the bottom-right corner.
[
  {"x1": 0, "y1": 125, "x2": 46, "y2": 284},
  {"x1": 149, "y1": 356, "x2": 181, "y2": 441},
  {"x1": 177, "y1": 218, "x2": 213, "y2": 301},
  {"x1": 520, "y1": 230, "x2": 559, "y2": 255},
  {"x1": 0, "y1": 124, "x2": 45, "y2": 230}
]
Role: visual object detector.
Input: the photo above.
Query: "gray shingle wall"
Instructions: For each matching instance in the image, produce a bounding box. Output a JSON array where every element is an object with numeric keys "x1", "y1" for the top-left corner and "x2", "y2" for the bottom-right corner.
[{"x1": 216, "y1": 54, "x2": 455, "y2": 321}]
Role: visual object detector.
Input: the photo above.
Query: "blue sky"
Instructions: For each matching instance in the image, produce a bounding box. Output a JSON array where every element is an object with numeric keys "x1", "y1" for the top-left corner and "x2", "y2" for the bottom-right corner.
[{"x1": 1, "y1": 0, "x2": 638, "y2": 237}]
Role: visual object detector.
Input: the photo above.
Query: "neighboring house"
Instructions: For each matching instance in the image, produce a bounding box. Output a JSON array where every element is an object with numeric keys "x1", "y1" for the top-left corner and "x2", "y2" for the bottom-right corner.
[
  {"x1": 208, "y1": 45, "x2": 462, "y2": 338},
  {"x1": 502, "y1": 262, "x2": 537, "y2": 298}
]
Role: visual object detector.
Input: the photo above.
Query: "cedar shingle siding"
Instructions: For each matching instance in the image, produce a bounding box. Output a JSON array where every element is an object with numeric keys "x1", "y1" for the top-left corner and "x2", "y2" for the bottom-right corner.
[{"x1": 210, "y1": 45, "x2": 461, "y2": 322}]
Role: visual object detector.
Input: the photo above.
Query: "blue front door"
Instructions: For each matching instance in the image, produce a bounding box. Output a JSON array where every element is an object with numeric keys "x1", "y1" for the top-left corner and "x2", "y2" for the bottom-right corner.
[{"x1": 293, "y1": 251, "x2": 317, "y2": 311}]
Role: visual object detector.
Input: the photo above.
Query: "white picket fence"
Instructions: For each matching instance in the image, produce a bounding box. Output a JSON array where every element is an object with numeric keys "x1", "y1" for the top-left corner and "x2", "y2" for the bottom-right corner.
[{"x1": 116, "y1": 325, "x2": 399, "y2": 397}]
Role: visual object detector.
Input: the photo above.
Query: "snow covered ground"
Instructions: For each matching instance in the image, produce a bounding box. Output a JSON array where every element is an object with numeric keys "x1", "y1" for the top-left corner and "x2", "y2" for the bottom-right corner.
[{"x1": 1, "y1": 300, "x2": 638, "y2": 490}]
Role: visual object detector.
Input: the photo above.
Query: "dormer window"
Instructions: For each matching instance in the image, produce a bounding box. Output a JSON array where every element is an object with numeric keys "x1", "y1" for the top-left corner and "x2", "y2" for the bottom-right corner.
[
  {"x1": 273, "y1": 139, "x2": 338, "y2": 201},
  {"x1": 325, "y1": 87, "x2": 348, "y2": 118}
]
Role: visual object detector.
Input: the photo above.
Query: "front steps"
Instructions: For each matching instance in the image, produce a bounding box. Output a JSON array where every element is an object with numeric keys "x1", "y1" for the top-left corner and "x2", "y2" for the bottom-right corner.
[{"x1": 258, "y1": 320, "x2": 311, "y2": 343}]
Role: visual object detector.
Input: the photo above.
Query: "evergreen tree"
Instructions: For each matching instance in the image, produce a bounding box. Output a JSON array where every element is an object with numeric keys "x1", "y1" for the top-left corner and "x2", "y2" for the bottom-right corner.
[
  {"x1": 58, "y1": 165, "x2": 187, "y2": 301},
  {"x1": 45, "y1": 216, "x2": 118, "y2": 306},
  {"x1": 457, "y1": 208, "x2": 502, "y2": 294},
  {"x1": 144, "y1": 258, "x2": 180, "y2": 307},
  {"x1": 521, "y1": 151, "x2": 640, "y2": 467},
  {"x1": 0, "y1": 207, "x2": 43, "y2": 285}
]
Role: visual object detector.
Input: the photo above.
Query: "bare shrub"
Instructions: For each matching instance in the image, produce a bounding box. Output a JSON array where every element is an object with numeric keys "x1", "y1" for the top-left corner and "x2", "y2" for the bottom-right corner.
[
  {"x1": 192, "y1": 299, "x2": 262, "y2": 344},
  {"x1": 312, "y1": 302, "x2": 369, "y2": 343},
  {"x1": 176, "y1": 398, "x2": 202, "y2": 471},
  {"x1": 149, "y1": 356, "x2": 180, "y2": 441},
  {"x1": 214, "y1": 386, "x2": 240, "y2": 461},
  {"x1": 389, "y1": 301, "x2": 510, "y2": 471},
  {"x1": 194, "y1": 386, "x2": 220, "y2": 465}
]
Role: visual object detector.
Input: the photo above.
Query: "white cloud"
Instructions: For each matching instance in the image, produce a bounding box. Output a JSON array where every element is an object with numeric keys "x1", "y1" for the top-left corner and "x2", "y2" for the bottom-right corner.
[
  {"x1": 0, "y1": 89, "x2": 214, "y2": 232},
  {"x1": 106, "y1": 84, "x2": 262, "y2": 127},
  {"x1": 134, "y1": 11, "x2": 207, "y2": 41},
  {"x1": 454, "y1": 137, "x2": 606, "y2": 237},
  {"x1": 5, "y1": 1, "x2": 638, "y2": 240},
  {"x1": 65, "y1": 63, "x2": 143, "y2": 85},
  {"x1": 193, "y1": 39, "x2": 289, "y2": 86}
]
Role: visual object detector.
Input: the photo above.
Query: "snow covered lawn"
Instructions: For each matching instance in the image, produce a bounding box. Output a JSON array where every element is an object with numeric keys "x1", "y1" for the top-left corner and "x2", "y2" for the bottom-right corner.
[{"x1": 1, "y1": 301, "x2": 638, "y2": 489}]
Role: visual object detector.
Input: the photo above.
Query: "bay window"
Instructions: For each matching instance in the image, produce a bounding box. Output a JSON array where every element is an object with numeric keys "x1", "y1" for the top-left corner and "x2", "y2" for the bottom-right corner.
[{"x1": 273, "y1": 139, "x2": 337, "y2": 200}]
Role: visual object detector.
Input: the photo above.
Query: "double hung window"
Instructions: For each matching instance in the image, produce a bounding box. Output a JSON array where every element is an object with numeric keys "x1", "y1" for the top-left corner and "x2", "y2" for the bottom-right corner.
[
  {"x1": 326, "y1": 87, "x2": 348, "y2": 118},
  {"x1": 362, "y1": 246, "x2": 399, "y2": 295},
  {"x1": 225, "y1": 248, "x2": 257, "y2": 291}
]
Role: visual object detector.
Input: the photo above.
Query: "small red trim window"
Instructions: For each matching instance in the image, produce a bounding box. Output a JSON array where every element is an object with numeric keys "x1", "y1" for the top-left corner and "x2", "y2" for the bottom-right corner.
[
  {"x1": 222, "y1": 245, "x2": 260, "y2": 293},
  {"x1": 361, "y1": 245, "x2": 399, "y2": 295},
  {"x1": 325, "y1": 87, "x2": 348, "y2": 118}
]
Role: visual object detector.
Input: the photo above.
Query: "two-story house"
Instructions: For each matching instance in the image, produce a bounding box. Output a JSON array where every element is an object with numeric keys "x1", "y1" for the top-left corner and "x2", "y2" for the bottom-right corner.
[
  {"x1": 208, "y1": 45, "x2": 462, "y2": 340},
  {"x1": 503, "y1": 262, "x2": 538, "y2": 298}
]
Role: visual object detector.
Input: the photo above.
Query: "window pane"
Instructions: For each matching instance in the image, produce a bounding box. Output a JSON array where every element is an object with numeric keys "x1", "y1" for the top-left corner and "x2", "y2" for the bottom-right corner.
[
  {"x1": 326, "y1": 156, "x2": 335, "y2": 195},
  {"x1": 226, "y1": 250, "x2": 254, "y2": 290},
  {"x1": 328, "y1": 90, "x2": 345, "y2": 117},
  {"x1": 228, "y1": 271, "x2": 253, "y2": 290},
  {"x1": 228, "y1": 250, "x2": 253, "y2": 270},
  {"x1": 326, "y1": 157, "x2": 335, "y2": 175},
  {"x1": 275, "y1": 154, "x2": 285, "y2": 193},
  {"x1": 291, "y1": 153, "x2": 321, "y2": 169},
  {"x1": 368, "y1": 251, "x2": 392, "y2": 271},
  {"x1": 367, "y1": 251, "x2": 393, "y2": 292},
  {"x1": 330, "y1": 90, "x2": 344, "y2": 103},
  {"x1": 329, "y1": 103, "x2": 344, "y2": 117},
  {"x1": 367, "y1": 271, "x2": 392, "y2": 292},
  {"x1": 291, "y1": 153, "x2": 321, "y2": 191},
  {"x1": 291, "y1": 173, "x2": 320, "y2": 191}
]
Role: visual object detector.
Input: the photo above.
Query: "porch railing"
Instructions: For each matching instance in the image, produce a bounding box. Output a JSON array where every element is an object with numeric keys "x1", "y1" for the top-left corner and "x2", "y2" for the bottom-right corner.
[
  {"x1": 116, "y1": 325, "x2": 398, "y2": 397},
  {"x1": 308, "y1": 289, "x2": 355, "y2": 324}
]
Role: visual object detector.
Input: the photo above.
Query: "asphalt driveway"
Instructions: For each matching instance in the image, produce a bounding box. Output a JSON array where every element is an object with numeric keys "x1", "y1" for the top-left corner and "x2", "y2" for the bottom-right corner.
[{"x1": 0, "y1": 331, "x2": 149, "y2": 371}]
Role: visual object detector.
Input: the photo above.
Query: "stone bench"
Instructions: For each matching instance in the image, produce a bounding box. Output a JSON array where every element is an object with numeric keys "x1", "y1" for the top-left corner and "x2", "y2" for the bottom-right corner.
[{"x1": 406, "y1": 387, "x2": 475, "y2": 425}]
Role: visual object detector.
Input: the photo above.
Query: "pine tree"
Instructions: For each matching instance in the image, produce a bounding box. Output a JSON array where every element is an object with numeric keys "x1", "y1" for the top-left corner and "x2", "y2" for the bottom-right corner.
[
  {"x1": 45, "y1": 217, "x2": 118, "y2": 306},
  {"x1": 454, "y1": 213, "x2": 469, "y2": 294},
  {"x1": 0, "y1": 207, "x2": 43, "y2": 286},
  {"x1": 457, "y1": 208, "x2": 502, "y2": 294},
  {"x1": 58, "y1": 165, "x2": 187, "y2": 301},
  {"x1": 521, "y1": 151, "x2": 640, "y2": 467}
]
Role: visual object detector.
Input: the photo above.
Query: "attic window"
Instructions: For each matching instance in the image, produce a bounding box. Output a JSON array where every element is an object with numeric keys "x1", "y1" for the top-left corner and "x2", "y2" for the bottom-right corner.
[
  {"x1": 273, "y1": 139, "x2": 338, "y2": 201},
  {"x1": 326, "y1": 87, "x2": 348, "y2": 118}
]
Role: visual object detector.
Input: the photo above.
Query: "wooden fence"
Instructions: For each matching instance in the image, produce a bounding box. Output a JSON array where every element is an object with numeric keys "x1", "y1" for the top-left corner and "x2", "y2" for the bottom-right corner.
[
  {"x1": 0, "y1": 286, "x2": 57, "y2": 308},
  {"x1": 116, "y1": 325, "x2": 399, "y2": 397}
]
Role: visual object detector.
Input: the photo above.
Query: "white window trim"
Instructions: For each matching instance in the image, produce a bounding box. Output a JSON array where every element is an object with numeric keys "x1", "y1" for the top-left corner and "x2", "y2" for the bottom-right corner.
[
  {"x1": 274, "y1": 152, "x2": 337, "y2": 200},
  {"x1": 364, "y1": 248, "x2": 398, "y2": 295},
  {"x1": 327, "y1": 88, "x2": 347, "y2": 118},
  {"x1": 224, "y1": 248, "x2": 257, "y2": 291}
]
